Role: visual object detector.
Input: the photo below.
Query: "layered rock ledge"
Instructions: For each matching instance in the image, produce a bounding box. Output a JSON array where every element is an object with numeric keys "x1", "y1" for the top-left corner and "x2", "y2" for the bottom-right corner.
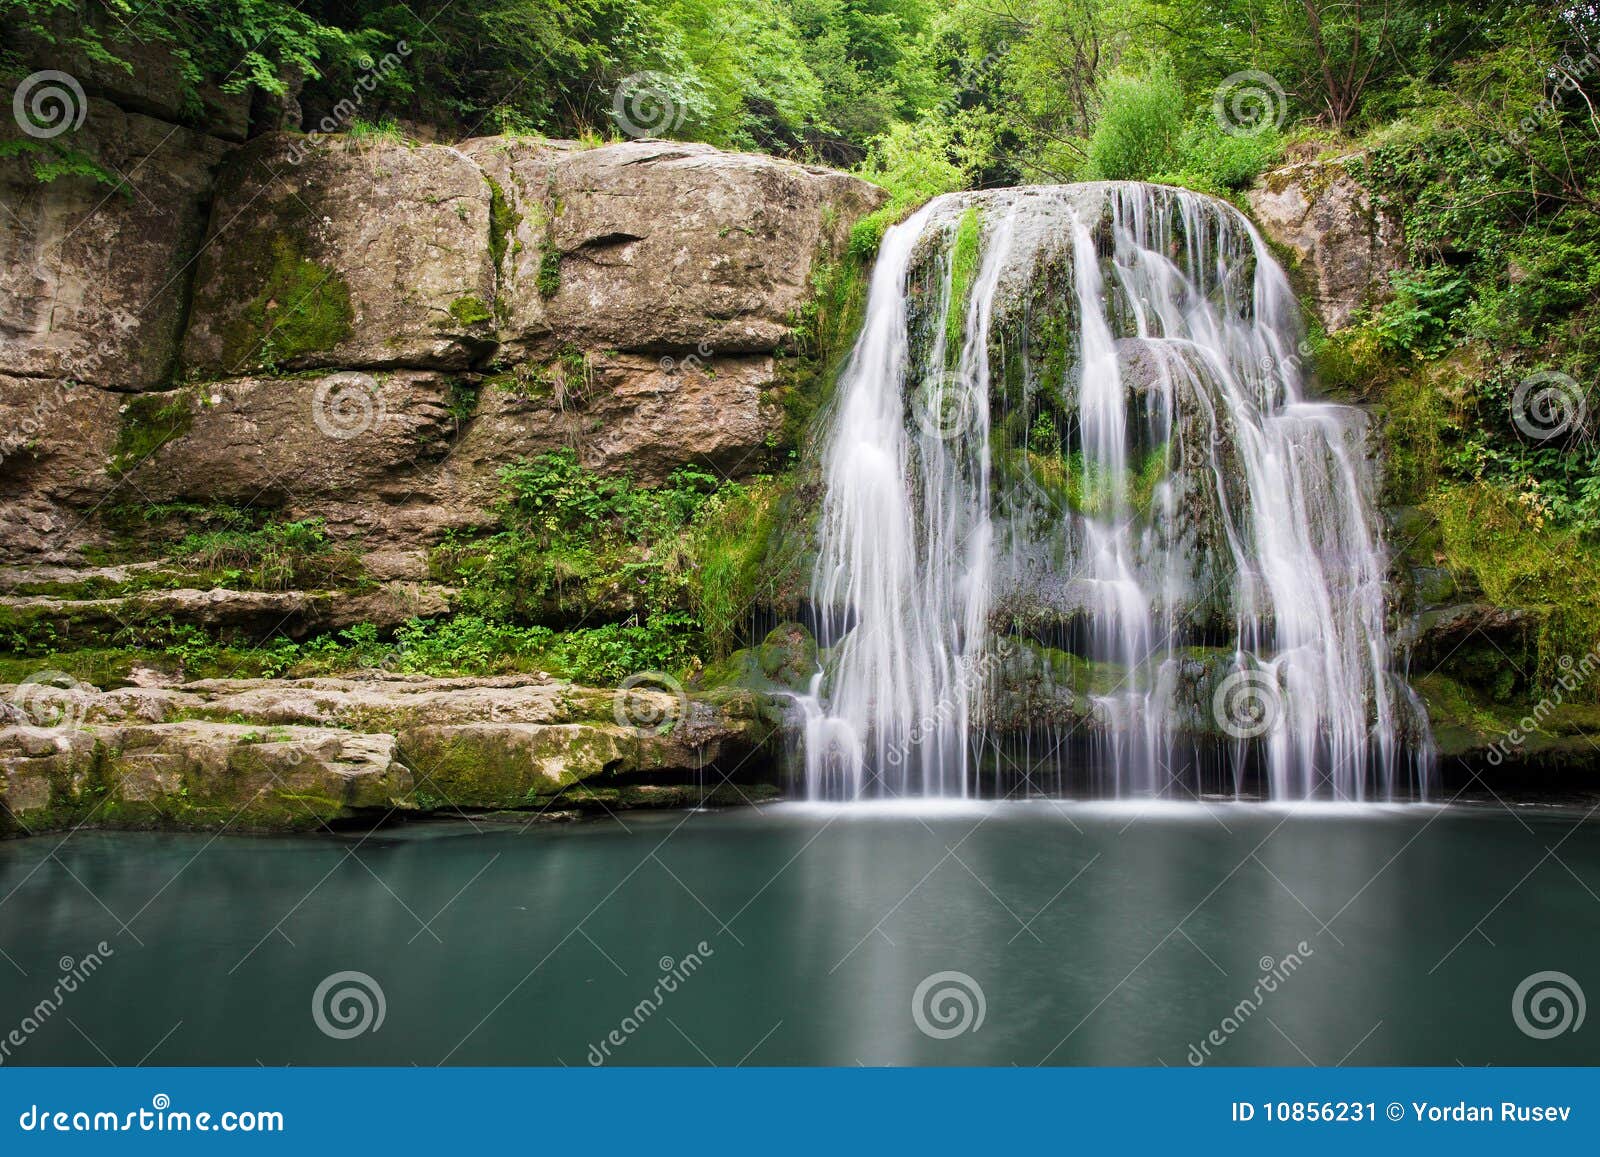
[{"x1": 0, "y1": 673, "x2": 777, "y2": 834}]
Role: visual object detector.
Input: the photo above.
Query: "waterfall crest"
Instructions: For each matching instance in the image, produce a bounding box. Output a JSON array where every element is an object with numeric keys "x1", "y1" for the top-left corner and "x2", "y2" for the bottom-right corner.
[{"x1": 800, "y1": 183, "x2": 1432, "y2": 802}]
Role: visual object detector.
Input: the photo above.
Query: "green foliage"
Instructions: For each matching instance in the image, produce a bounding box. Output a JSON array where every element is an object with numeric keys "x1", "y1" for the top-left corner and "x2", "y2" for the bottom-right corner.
[
  {"x1": 1373, "y1": 269, "x2": 1471, "y2": 356},
  {"x1": 428, "y1": 450, "x2": 773, "y2": 673},
  {"x1": 0, "y1": 138, "x2": 127, "y2": 191},
  {"x1": 111, "y1": 393, "x2": 193, "y2": 476},
  {"x1": 943, "y1": 206, "x2": 980, "y2": 358},
  {"x1": 849, "y1": 116, "x2": 992, "y2": 258},
  {"x1": 165, "y1": 517, "x2": 362, "y2": 590},
  {"x1": 1157, "y1": 118, "x2": 1283, "y2": 193},
  {"x1": 486, "y1": 176, "x2": 520, "y2": 273},
  {"x1": 536, "y1": 252, "x2": 562, "y2": 298},
  {"x1": 447, "y1": 295, "x2": 493, "y2": 326},
  {"x1": 1083, "y1": 62, "x2": 1185, "y2": 181},
  {"x1": 1431, "y1": 483, "x2": 1600, "y2": 699}
]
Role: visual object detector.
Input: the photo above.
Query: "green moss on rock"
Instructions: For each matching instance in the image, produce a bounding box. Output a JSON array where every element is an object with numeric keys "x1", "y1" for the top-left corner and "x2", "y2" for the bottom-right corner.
[
  {"x1": 447, "y1": 295, "x2": 493, "y2": 327},
  {"x1": 110, "y1": 392, "x2": 193, "y2": 476}
]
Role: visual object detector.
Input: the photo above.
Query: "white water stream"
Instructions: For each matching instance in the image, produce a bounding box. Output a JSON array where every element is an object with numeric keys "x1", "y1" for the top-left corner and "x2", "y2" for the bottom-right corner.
[{"x1": 799, "y1": 183, "x2": 1431, "y2": 801}]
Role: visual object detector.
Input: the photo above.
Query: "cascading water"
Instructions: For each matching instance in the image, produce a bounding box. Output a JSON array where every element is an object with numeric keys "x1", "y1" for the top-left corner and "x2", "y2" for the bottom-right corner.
[{"x1": 799, "y1": 183, "x2": 1433, "y2": 802}]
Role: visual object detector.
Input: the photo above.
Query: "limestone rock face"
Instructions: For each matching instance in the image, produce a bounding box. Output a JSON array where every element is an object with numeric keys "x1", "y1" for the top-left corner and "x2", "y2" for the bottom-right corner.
[
  {"x1": 128, "y1": 371, "x2": 464, "y2": 504},
  {"x1": 0, "y1": 376, "x2": 120, "y2": 564},
  {"x1": 0, "y1": 102, "x2": 230, "y2": 389},
  {"x1": 0, "y1": 673, "x2": 774, "y2": 834},
  {"x1": 180, "y1": 135, "x2": 499, "y2": 378},
  {"x1": 456, "y1": 352, "x2": 781, "y2": 488},
  {"x1": 539, "y1": 140, "x2": 885, "y2": 352},
  {"x1": 1248, "y1": 156, "x2": 1401, "y2": 332},
  {"x1": 1247, "y1": 156, "x2": 1405, "y2": 332},
  {"x1": 0, "y1": 719, "x2": 414, "y2": 832},
  {"x1": 0, "y1": 78, "x2": 885, "y2": 616}
]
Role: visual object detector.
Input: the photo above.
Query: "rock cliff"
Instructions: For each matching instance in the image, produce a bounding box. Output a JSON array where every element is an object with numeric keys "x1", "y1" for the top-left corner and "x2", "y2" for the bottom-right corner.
[{"x1": 0, "y1": 51, "x2": 883, "y2": 831}]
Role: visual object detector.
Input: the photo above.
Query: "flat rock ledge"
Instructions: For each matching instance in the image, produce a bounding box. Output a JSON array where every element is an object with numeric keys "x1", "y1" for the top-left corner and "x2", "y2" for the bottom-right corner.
[{"x1": 0, "y1": 673, "x2": 776, "y2": 834}]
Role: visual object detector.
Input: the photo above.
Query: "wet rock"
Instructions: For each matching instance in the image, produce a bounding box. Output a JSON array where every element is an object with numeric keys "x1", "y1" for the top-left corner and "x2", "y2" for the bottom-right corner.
[
  {"x1": 0, "y1": 720, "x2": 413, "y2": 833},
  {"x1": 1247, "y1": 156, "x2": 1405, "y2": 332}
]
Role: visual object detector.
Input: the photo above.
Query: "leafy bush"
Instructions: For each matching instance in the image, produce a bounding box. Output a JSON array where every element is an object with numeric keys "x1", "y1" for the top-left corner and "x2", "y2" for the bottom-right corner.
[
  {"x1": 1158, "y1": 118, "x2": 1284, "y2": 193},
  {"x1": 1083, "y1": 63, "x2": 1186, "y2": 181},
  {"x1": 1373, "y1": 268, "x2": 1471, "y2": 356}
]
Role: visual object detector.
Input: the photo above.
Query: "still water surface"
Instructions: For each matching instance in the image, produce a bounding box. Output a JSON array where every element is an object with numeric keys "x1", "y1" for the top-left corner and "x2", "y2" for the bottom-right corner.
[{"x1": 2, "y1": 801, "x2": 1596, "y2": 1065}]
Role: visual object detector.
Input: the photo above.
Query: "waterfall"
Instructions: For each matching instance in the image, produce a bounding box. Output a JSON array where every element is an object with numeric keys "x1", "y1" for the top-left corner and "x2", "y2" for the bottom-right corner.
[{"x1": 799, "y1": 183, "x2": 1433, "y2": 802}]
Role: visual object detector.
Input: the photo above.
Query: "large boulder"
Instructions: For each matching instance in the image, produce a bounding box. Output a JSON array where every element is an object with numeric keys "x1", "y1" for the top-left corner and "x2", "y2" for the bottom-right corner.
[
  {"x1": 462, "y1": 136, "x2": 885, "y2": 357},
  {"x1": 536, "y1": 140, "x2": 885, "y2": 353},
  {"x1": 1247, "y1": 155, "x2": 1404, "y2": 332},
  {"x1": 124, "y1": 371, "x2": 464, "y2": 502},
  {"x1": 453, "y1": 351, "x2": 781, "y2": 490},
  {"x1": 180, "y1": 135, "x2": 498, "y2": 378},
  {"x1": 0, "y1": 101, "x2": 230, "y2": 389}
]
